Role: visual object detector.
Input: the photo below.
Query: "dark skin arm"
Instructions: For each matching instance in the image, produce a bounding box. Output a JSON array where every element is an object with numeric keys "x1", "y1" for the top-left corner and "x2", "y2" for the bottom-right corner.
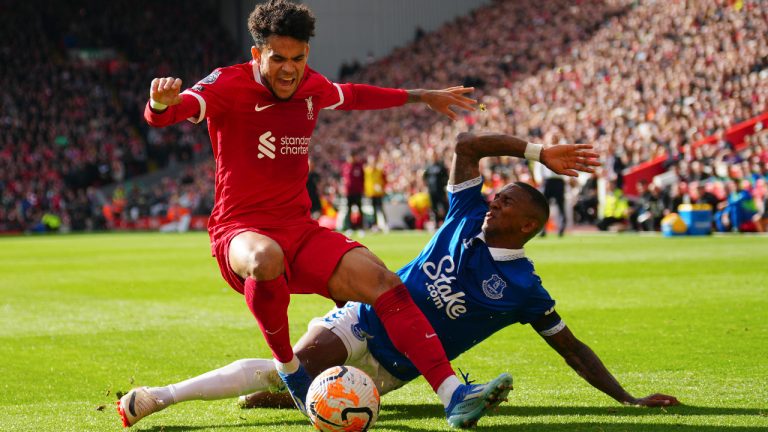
[
  {"x1": 540, "y1": 324, "x2": 680, "y2": 407},
  {"x1": 449, "y1": 132, "x2": 600, "y2": 185}
]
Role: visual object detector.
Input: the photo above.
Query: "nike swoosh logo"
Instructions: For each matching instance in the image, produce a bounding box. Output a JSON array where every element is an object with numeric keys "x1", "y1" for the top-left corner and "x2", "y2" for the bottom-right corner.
[
  {"x1": 345, "y1": 239, "x2": 356, "y2": 243},
  {"x1": 425, "y1": 333, "x2": 437, "y2": 339},
  {"x1": 128, "y1": 391, "x2": 137, "y2": 417},
  {"x1": 255, "y1": 104, "x2": 275, "y2": 112}
]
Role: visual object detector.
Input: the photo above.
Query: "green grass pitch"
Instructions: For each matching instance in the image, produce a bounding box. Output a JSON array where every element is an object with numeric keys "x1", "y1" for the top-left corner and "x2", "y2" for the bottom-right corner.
[{"x1": 1, "y1": 232, "x2": 767, "y2": 431}]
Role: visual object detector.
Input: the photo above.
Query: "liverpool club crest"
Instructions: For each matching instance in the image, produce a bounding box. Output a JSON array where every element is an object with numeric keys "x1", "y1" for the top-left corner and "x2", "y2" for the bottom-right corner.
[{"x1": 306, "y1": 96, "x2": 314, "y2": 120}]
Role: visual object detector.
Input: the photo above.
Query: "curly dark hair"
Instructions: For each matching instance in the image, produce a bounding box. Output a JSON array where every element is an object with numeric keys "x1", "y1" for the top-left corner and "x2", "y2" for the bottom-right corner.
[{"x1": 248, "y1": 0, "x2": 316, "y2": 46}]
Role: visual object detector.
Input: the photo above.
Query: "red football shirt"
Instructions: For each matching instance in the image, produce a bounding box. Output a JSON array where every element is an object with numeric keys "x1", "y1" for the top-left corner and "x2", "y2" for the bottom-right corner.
[{"x1": 145, "y1": 61, "x2": 407, "y2": 242}]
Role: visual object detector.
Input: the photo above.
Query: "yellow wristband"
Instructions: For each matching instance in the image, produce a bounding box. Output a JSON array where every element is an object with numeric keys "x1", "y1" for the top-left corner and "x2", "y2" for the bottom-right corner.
[{"x1": 150, "y1": 99, "x2": 168, "y2": 111}]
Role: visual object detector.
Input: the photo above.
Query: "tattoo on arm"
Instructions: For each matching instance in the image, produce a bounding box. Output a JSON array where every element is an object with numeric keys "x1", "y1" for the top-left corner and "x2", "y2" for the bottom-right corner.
[
  {"x1": 449, "y1": 133, "x2": 530, "y2": 185},
  {"x1": 449, "y1": 150, "x2": 481, "y2": 185}
]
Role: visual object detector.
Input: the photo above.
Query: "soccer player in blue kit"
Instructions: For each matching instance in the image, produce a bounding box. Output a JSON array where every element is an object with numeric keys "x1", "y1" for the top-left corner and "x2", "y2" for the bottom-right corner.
[{"x1": 119, "y1": 133, "x2": 679, "y2": 428}]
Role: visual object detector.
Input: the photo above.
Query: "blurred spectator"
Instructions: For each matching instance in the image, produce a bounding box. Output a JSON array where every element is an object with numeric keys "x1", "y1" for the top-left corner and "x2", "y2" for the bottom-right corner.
[
  {"x1": 537, "y1": 163, "x2": 567, "y2": 236},
  {"x1": 758, "y1": 194, "x2": 768, "y2": 232},
  {"x1": 573, "y1": 174, "x2": 599, "y2": 224},
  {"x1": 664, "y1": 182, "x2": 689, "y2": 215},
  {"x1": 407, "y1": 189, "x2": 432, "y2": 231},
  {"x1": 341, "y1": 151, "x2": 365, "y2": 231},
  {"x1": 423, "y1": 149, "x2": 450, "y2": 226},
  {"x1": 364, "y1": 153, "x2": 388, "y2": 232},
  {"x1": 693, "y1": 183, "x2": 721, "y2": 215},
  {"x1": 715, "y1": 180, "x2": 759, "y2": 232},
  {"x1": 631, "y1": 181, "x2": 666, "y2": 231},
  {"x1": 597, "y1": 181, "x2": 630, "y2": 231}
]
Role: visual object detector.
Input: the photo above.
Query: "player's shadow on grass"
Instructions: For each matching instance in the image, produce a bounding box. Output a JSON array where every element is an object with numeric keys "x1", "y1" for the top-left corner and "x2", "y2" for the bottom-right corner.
[
  {"x1": 375, "y1": 404, "x2": 768, "y2": 431},
  {"x1": 140, "y1": 405, "x2": 768, "y2": 431},
  {"x1": 497, "y1": 405, "x2": 767, "y2": 417},
  {"x1": 141, "y1": 419, "x2": 308, "y2": 431}
]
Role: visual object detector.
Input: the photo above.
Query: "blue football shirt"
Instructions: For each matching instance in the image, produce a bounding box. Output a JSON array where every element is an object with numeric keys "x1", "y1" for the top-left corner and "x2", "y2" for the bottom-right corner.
[{"x1": 356, "y1": 177, "x2": 557, "y2": 381}]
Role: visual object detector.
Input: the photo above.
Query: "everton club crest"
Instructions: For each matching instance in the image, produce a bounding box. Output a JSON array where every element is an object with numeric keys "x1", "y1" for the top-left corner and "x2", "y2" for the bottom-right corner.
[{"x1": 482, "y1": 274, "x2": 506, "y2": 300}]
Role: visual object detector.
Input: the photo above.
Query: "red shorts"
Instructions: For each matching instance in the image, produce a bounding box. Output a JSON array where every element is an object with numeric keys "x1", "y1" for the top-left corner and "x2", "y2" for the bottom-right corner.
[{"x1": 212, "y1": 220, "x2": 362, "y2": 299}]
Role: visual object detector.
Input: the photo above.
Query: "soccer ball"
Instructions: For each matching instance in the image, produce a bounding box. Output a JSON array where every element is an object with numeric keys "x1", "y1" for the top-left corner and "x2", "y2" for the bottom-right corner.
[{"x1": 306, "y1": 366, "x2": 380, "y2": 432}]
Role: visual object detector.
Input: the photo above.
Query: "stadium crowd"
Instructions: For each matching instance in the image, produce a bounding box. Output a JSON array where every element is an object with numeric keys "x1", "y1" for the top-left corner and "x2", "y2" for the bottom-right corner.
[
  {"x1": 0, "y1": 0, "x2": 234, "y2": 232},
  {"x1": 2, "y1": 0, "x2": 767, "y2": 233}
]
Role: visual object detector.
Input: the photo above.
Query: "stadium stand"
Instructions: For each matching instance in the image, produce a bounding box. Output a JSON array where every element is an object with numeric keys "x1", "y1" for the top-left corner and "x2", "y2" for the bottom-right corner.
[
  {"x1": 1, "y1": 0, "x2": 766, "y2": 233},
  {"x1": 0, "y1": 0, "x2": 235, "y2": 232}
]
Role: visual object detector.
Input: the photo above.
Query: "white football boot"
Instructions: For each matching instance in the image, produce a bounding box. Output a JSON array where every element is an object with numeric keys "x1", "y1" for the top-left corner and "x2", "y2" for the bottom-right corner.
[{"x1": 116, "y1": 387, "x2": 168, "y2": 427}]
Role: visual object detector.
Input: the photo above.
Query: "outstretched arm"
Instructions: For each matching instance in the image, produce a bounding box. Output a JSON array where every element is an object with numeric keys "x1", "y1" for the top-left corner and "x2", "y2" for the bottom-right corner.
[
  {"x1": 406, "y1": 86, "x2": 477, "y2": 121},
  {"x1": 335, "y1": 85, "x2": 476, "y2": 121},
  {"x1": 449, "y1": 133, "x2": 600, "y2": 185},
  {"x1": 538, "y1": 324, "x2": 680, "y2": 407}
]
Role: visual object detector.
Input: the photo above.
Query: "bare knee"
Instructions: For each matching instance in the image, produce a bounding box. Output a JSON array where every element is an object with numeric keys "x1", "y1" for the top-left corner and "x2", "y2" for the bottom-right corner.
[
  {"x1": 327, "y1": 248, "x2": 403, "y2": 305},
  {"x1": 357, "y1": 266, "x2": 402, "y2": 304},
  {"x1": 230, "y1": 234, "x2": 284, "y2": 280},
  {"x1": 370, "y1": 269, "x2": 406, "y2": 302},
  {"x1": 245, "y1": 242, "x2": 284, "y2": 280}
]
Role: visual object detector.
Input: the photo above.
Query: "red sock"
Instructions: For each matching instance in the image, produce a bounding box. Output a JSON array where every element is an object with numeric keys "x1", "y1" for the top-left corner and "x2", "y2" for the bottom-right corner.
[
  {"x1": 244, "y1": 276, "x2": 294, "y2": 363},
  {"x1": 373, "y1": 284, "x2": 455, "y2": 391}
]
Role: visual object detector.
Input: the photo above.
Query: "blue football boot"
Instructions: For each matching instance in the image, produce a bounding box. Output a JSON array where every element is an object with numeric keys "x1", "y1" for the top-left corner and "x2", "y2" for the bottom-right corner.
[
  {"x1": 445, "y1": 372, "x2": 513, "y2": 428},
  {"x1": 277, "y1": 363, "x2": 312, "y2": 417}
]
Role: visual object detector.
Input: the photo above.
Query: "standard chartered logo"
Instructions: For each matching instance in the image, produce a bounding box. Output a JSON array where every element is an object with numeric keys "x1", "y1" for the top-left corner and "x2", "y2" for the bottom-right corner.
[
  {"x1": 422, "y1": 255, "x2": 466, "y2": 319},
  {"x1": 257, "y1": 131, "x2": 311, "y2": 159},
  {"x1": 258, "y1": 131, "x2": 276, "y2": 159}
]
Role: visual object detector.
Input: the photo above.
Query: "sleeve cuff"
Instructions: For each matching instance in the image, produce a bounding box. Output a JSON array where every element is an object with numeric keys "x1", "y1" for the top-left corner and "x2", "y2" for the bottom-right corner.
[
  {"x1": 538, "y1": 320, "x2": 566, "y2": 337},
  {"x1": 323, "y1": 83, "x2": 345, "y2": 110},
  {"x1": 181, "y1": 90, "x2": 206, "y2": 124},
  {"x1": 447, "y1": 176, "x2": 482, "y2": 193}
]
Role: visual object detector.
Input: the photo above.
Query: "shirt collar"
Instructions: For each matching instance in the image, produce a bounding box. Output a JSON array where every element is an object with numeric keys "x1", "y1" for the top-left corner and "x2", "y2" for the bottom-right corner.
[
  {"x1": 251, "y1": 60, "x2": 264, "y2": 86},
  {"x1": 474, "y1": 233, "x2": 526, "y2": 261}
]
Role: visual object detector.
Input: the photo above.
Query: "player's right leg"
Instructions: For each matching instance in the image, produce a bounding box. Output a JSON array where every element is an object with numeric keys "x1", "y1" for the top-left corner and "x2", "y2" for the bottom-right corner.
[
  {"x1": 239, "y1": 302, "x2": 407, "y2": 409},
  {"x1": 237, "y1": 319, "x2": 351, "y2": 410},
  {"x1": 228, "y1": 231, "x2": 313, "y2": 412},
  {"x1": 327, "y1": 248, "x2": 512, "y2": 428}
]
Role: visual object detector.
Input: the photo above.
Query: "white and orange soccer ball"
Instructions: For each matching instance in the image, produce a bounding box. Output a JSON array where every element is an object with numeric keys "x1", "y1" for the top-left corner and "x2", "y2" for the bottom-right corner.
[{"x1": 306, "y1": 366, "x2": 380, "y2": 432}]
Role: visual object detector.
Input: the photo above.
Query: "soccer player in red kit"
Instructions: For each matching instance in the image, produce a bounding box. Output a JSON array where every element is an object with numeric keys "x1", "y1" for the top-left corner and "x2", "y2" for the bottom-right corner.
[{"x1": 119, "y1": 0, "x2": 511, "y2": 428}]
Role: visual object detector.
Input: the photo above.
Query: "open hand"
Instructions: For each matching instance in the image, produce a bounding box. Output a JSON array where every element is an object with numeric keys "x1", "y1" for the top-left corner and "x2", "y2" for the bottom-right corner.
[
  {"x1": 150, "y1": 77, "x2": 183, "y2": 107},
  {"x1": 421, "y1": 86, "x2": 476, "y2": 121},
  {"x1": 629, "y1": 393, "x2": 681, "y2": 407},
  {"x1": 540, "y1": 144, "x2": 601, "y2": 177}
]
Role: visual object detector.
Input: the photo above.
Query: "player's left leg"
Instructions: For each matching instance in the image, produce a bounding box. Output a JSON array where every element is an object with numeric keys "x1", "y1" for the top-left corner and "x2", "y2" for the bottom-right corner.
[
  {"x1": 116, "y1": 359, "x2": 280, "y2": 427},
  {"x1": 117, "y1": 319, "x2": 353, "y2": 427}
]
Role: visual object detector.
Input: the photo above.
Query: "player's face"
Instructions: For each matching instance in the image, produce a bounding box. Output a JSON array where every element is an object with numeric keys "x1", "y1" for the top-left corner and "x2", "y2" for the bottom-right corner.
[
  {"x1": 252, "y1": 35, "x2": 309, "y2": 101},
  {"x1": 483, "y1": 185, "x2": 539, "y2": 245}
]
